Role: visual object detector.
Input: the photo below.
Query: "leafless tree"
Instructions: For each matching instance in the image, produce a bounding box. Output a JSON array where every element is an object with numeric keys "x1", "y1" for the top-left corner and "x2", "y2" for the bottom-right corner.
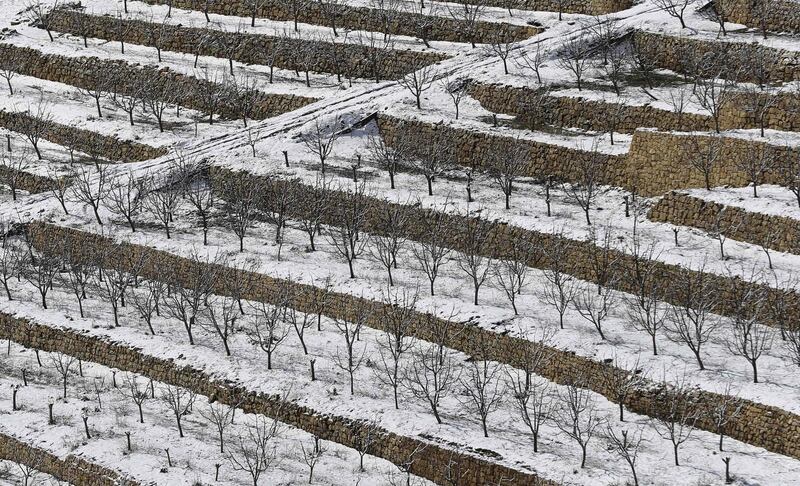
[
  {"x1": 300, "y1": 437, "x2": 326, "y2": 483},
  {"x1": 493, "y1": 241, "x2": 531, "y2": 315},
  {"x1": 737, "y1": 143, "x2": 776, "y2": 198},
  {"x1": 0, "y1": 147, "x2": 30, "y2": 201},
  {"x1": 666, "y1": 260, "x2": 719, "y2": 369},
  {"x1": 651, "y1": 372, "x2": 700, "y2": 466},
  {"x1": 226, "y1": 416, "x2": 281, "y2": 486},
  {"x1": 369, "y1": 205, "x2": 408, "y2": 287},
  {"x1": 624, "y1": 236, "x2": 668, "y2": 355},
  {"x1": 0, "y1": 65, "x2": 17, "y2": 96},
  {"x1": 539, "y1": 234, "x2": 578, "y2": 329},
  {"x1": 785, "y1": 326, "x2": 800, "y2": 368},
  {"x1": 726, "y1": 277, "x2": 772, "y2": 383},
  {"x1": 332, "y1": 298, "x2": 370, "y2": 395},
  {"x1": 302, "y1": 116, "x2": 342, "y2": 173},
  {"x1": 694, "y1": 76, "x2": 734, "y2": 133},
  {"x1": 459, "y1": 356, "x2": 504, "y2": 437},
  {"x1": 740, "y1": 85, "x2": 780, "y2": 137},
  {"x1": 711, "y1": 383, "x2": 744, "y2": 451},
  {"x1": 249, "y1": 299, "x2": 291, "y2": 370},
  {"x1": 122, "y1": 372, "x2": 150, "y2": 423},
  {"x1": 143, "y1": 81, "x2": 176, "y2": 133},
  {"x1": 514, "y1": 42, "x2": 546, "y2": 85},
  {"x1": 163, "y1": 252, "x2": 217, "y2": 345},
  {"x1": 19, "y1": 99, "x2": 52, "y2": 160},
  {"x1": 70, "y1": 165, "x2": 110, "y2": 225},
  {"x1": 490, "y1": 141, "x2": 529, "y2": 209},
  {"x1": 144, "y1": 178, "x2": 181, "y2": 239},
  {"x1": 24, "y1": 0, "x2": 59, "y2": 41},
  {"x1": 185, "y1": 179, "x2": 215, "y2": 247},
  {"x1": 686, "y1": 134, "x2": 723, "y2": 191},
  {"x1": 199, "y1": 68, "x2": 225, "y2": 124},
  {"x1": 225, "y1": 176, "x2": 259, "y2": 252},
  {"x1": 555, "y1": 379, "x2": 604, "y2": 468},
  {"x1": 457, "y1": 217, "x2": 497, "y2": 306},
  {"x1": 373, "y1": 289, "x2": 417, "y2": 409},
  {"x1": 404, "y1": 342, "x2": 460, "y2": 424},
  {"x1": 368, "y1": 132, "x2": 407, "y2": 189},
  {"x1": 203, "y1": 294, "x2": 239, "y2": 356},
  {"x1": 441, "y1": 76, "x2": 470, "y2": 120},
  {"x1": 399, "y1": 60, "x2": 436, "y2": 110},
  {"x1": 318, "y1": 0, "x2": 346, "y2": 36},
  {"x1": 161, "y1": 384, "x2": 196, "y2": 438},
  {"x1": 653, "y1": 0, "x2": 695, "y2": 28},
  {"x1": 486, "y1": 32, "x2": 516, "y2": 75},
  {"x1": 446, "y1": 0, "x2": 485, "y2": 48},
  {"x1": 200, "y1": 401, "x2": 235, "y2": 453},
  {"x1": 353, "y1": 418, "x2": 382, "y2": 472},
  {"x1": 285, "y1": 297, "x2": 313, "y2": 355},
  {"x1": 667, "y1": 85, "x2": 692, "y2": 126},
  {"x1": 131, "y1": 279, "x2": 162, "y2": 335},
  {"x1": 628, "y1": 35, "x2": 659, "y2": 89},
  {"x1": 708, "y1": 207, "x2": 740, "y2": 260},
  {"x1": 325, "y1": 181, "x2": 371, "y2": 279},
  {"x1": 557, "y1": 33, "x2": 591, "y2": 91},
  {"x1": 412, "y1": 206, "x2": 452, "y2": 296},
  {"x1": 506, "y1": 362, "x2": 553, "y2": 452},
  {"x1": 605, "y1": 425, "x2": 645, "y2": 486},
  {"x1": 563, "y1": 144, "x2": 607, "y2": 225},
  {"x1": 0, "y1": 244, "x2": 21, "y2": 301},
  {"x1": 235, "y1": 75, "x2": 260, "y2": 128},
  {"x1": 47, "y1": 351, "x2": 77, "y2": 399},
  {"x1": 298, "y1": 177, "x2": 329, "y2": 252},
  {"x1": 573, "y1": 282, "x2": 615, "y2": 340},
  {"x1": 106, "y1": 173, "x2": 144, "y2": 232},
  {"x1": 601, "y1": 354, "x2": 647, "y2": 422},
  {"x1": 114, "y1": 11, "x2": 134, "y2": 55},
  {"x1": 20, "y1": 235, "x2": 61, "y2": 309}
]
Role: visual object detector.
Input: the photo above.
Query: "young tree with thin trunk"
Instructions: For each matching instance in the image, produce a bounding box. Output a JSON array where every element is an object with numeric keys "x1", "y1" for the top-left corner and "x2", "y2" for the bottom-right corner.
[
  {"x1": 332, "y1": 298, "x2": 371, "y2": 395},
  {"x1": 163, "y1": 252, "x2": 217, "y2": 345},
  {"x1": 457, "y1": 217, "x2": 497, "y2": 306},
  {"x1": 573, "y1": 282, "x2": 615, "y2": 340},
  {"x1": 203, "y1": 294, "x2": 238, "y2": 356},
  {"x1": 564, "y1": 144, "x2": 607, "y2": 225},
  {"x1": 446, "y1": 0, "x2": 485, "y2": 48},
  {"x1": 726, "y1": 277, "x2": 772, "y2": 383},
  {"x1": 653, "y1": 0, "x2": 695, "y2": 28},
  {"x1": 493, "y1": 244, "x2": 530, "y2": 315},
  {"x1": 25, "y1": 1, "x2": 59, "y2": 42},
  {"x1": 712, "y1": 383, "x2": 744, "y2": 452},
  {"x1": 160, "y1": 385, "x2": 196, "y2": 438},
  {"x1": 687, "y1": 134, "x2": 723, "y2": 191},
  {"x1": 368, "y1": 132, "x2": 407, "y2": 190},
  {"x1": 200, "y1": 402, "x2": 234, "y2": 453},
  {"x1": 227, "y1": 416, "x2": 281, "y2": 486},
  {"x1": 459, "y1": 356, "x2": 504, "y2": 438},
  {"x1": 122, "y1": 372, "x2": 150, "y2": 423},
  {"x1": 71, "y1": 164, "x2": 110, "y2": 226},
  {"x1": 404, "y1": 342, "x2": 460, "y2": 424},
  {"x1": 131, "y1": 279, "x2": 161, "y2": 335},
  {"x1": 539, "y1": 233, "x2": 578, "y2": 329},
  {"x1": 300, "y1": 437, "x2": 325, "y2": 483},
  {"x1": 249, "y1": 299, "x2": 291, "y2": 370},
  {"x1": 736, "y1": 143, "x2": 775, "y2": 197},
  {"x1": 624, "y1": 236, "x2": 668, "y2": 355},
  {"x1": 20, "y1": 99, "x2": 52, "y2": 160},
  {"x1": 301, "y1": 116, "x2": 342, "y2": 173},
  {"x1": 605, "y1": 425, "x2": 645, "y2": 486},
  {"x1": 557, "y1": 33, "x2": 591, "y2": 91},
  {"x1": 490, "y1": 141, "x2": 529, "y2": 210},
  {"x1": 285, "y1": 297, "x2": 313, "y2": 356},
  {"x1": 441, "y1": 76, "x2": 470, "y2": 120},
  {"x1": 398, "y1": 60, "x2": 435, "y2": 110},
  {"x1": 106, "y1": 173, "x2": 143, "y2": 232},
  {"x1": 514, "y1": 42, "x2": 546, "y2": 84},
  {"x1": 0, "y1": 146, "x2": 31, "y2": 201},
  {"x1": 651, "y1": 373, "x2": 700, "y2": 466},
  {"x1": 325, "y1": 181, "x2": 371, "y2": 279},
  {"x1": 374, "y1": 289, "x2": 417, "y2": 409},
  {"x1": 555, "y1": 379, "x2": 604, "y2": 468},
  {"x1": 412, "y1": 205, "x2": 452, "y2": 296},
  {"x1": 666, "y1": 260, "x2": 718, "y2": 370},
  {"x1": 144, "y1": 180, "x2": 181, "y2": 239},
  {"x1": 225, "y1": 176, "x2": 259, "y2": 252},
  {"x1": 694, "y1": 76, "x2": 734, "y2": 134},
  {"x1": 20, "y1": 237, "x2": 61, "y2": 309},
  {"x1": 0, "y1": 244, "x2": 21, "y2": 301},
  {"x1": 49, "y1": 352, "x2": 77, "y2": 399},
  {"x1": 601, "y1": 354, "x2": 647, "y2": 422},
  {"x1": 369, "y1": 204, "x2": 407, "y2": 287}
]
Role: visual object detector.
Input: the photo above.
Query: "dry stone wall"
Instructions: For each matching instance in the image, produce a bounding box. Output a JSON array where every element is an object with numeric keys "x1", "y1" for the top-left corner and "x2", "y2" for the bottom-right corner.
[
  {"x1": 0, "y1": 432, "x2": 140, "y2": 486},
  {"x1": 26, "y1": 220, "x2": 800, "y2": 461},
  {"x1": 135, "y1": 0, "x2": 541, "y2": 44},
  {"x1": 721, "y1": 0, "x2": 800, "y2": 34},
  {"x1": 649, "y1": 191, "x2": 800, "y2": 254},
  {"x1": 624, "y1": 130, "x2": 798, "y2": 196},
  {"x1": 0, "y1": 307, "x2": 555, "y2": 486},
  {"x1": 447, "y1": 0, "x2": 632, "y2": 14},
  {"x1": 0, "y1": 165, "x2": 56, "y2": 195},
  {"x1": 468, "y1": 82, "x2": 799, "y2": 133},
  {"x1": 45, "y1": 10, "x2": 449, "y2": 81},
  {"x1": 0, "y1": 110, "x2": 168, "y2": 163},
  {"x1": 632, "y1": 30, "x2": 799, "y2": 83},
  {"x1": 0, "y1": 44, "x2": 317, "y2": 121},
  {"x1": 376, "y1": 114, "x2": 626, "y2": 183}
]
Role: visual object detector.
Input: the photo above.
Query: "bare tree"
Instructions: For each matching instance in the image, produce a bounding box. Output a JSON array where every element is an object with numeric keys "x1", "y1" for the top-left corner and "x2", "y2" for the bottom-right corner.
[
  {"x1": 353, "y1": 418, "x2": 382, "y2": 472},
  {"x1": 298, "y1": 177, "x2": 329, "y2": 252},
  {"x1": 514, "y1": 42, "x2": 546, "y2": 85},
  {"x1": 332, "y1": 298, "x2": 371, "y2": 395},
  {"x1": 398, "y1": 60, "x2": 435, "y2": 110},
  {"x1": 325, "y1": 181, "x2": 370, "y2": 279},
  {"x1": 368, "y1": 132, "x2": 407, "y2": 189},
  {"x1": 200, "y1": 401, "x2": 235, "y2": 453},
  {"x1": 486, "y1": 31, "x2": 516, "y2": 75},
  {"x1": 557, "y1": 33, "x2": 591, "y2": 91},
  {"x1": 457, "y1": 218, "x2": 497, "y2": 306},
  {"x1": 650, "y1": 373, "x2": 700, "y2": 466},
  {"x1": 490, "y1": 141, "x2": 529, "y2": 210},
  {"x1": 539, "y1": 234, "x2": 578, "y2": 329},
  {"x1": 410, "y1": 132, "x2": 450, "y2": 196},
  {"x1": 601, "y1": 354, "x2": 647, "y2": 422},
  {"x1": 0, "y1": 147, "x2": 31, "y2": 201},
  {"x1": 19, "y1": 99, "x2": 52, "y2": 160},
  {"x1": 369, "y1": 204, "x2": 408, "y2": 287},
  {"x1": 563, "y1": 144, "x2": 607, "y2": 225},
  {"x1": 226, "y1": 416, "x2": 280, "y2": 486},
  {"x1": 694, "y1": 76, "x2": 734, "y2": 134},
  {"x1": 143, "y1": 80, "x2": 176, "y2": 132},
  {"x1": 106, "y1": 173, "x2": 144, "y2": 232},
  {"x1": 0, "y1": 65, "x2": 17, "y2": 96},
  {"x1": 573, "y1": 282, "x2": 615, "y2": 340},
  {"x1": 318, "y1": 0, "x2": 346, "y2": 36},
  {"x1": 687, "y1": 134, "x2": 723, "y2": 191},
  {"x1": 225, "y1": 176, "x2": 259, "y2": 252},
  {"x1": 249, "y1": 299, "x2": 291, "y2": 370},
  {"x1": 24, "y1": 0, "x2": 59, "y2": 42},
  {"x1": 49, "y1": 352, "x2": 77, "y2": 399},
  {"x1": 446, "y1": 0, "x2": 485, "y2": 48},
  {"x1": 507, "y1": 367, "x2": 553, "y2": 452},
  {"x1": 666, "y1": 260, "x2": 719, "y2": 369},
  {"x1": 711, "y1": 383, "x2": 744, "y2": 451},
  {"x1": 412, "y1": 206, "x2": 452, "y2": 296},
  {"x1": 555, "y1": 379, "x2": 604, "y2": 468},
  {"x1": 0, "y1": 244, "x2": 21, "y2": 301},
  {"x1": 301, "y1": 116, "x2": 342, "y2": 173},
  {"x1": 161, "y1": 385, "x2": 196, "y2": 438},
  {"x1": 47, "y1": 168, "x2": 71, "y2": 214},
  {"x1": 144, "y1": 179, "x2": 181, "y2": 239},
  {"x1": 605, "y1": 425, "x2": 645, "y2": 486},
  {"x1": 726, "y1": 277, "x2": 772, "y2": 383},
  {"x1": 441, "y1": 76, "x2": 470, "y2": 120},
  {"x1": 404, "y1": 342, "x2": 460, "y2": 424},
  {"x1": 493, "y1": 240, "x2": 531, "y2": 315},
  {"x1": 203, "y1": 295, "x2": 239, "y2": 356},
  {"x1": 459, "y1": 357, "x2": 504, "y2": 437},
  {"x1": 185, "y1": 179, "x2": 215, "y2": 246},
  {"x1": 374, "y1": 289, "x2": 417, "y2": 409},
  {"x1": 736, "y1": 143, "x2": 775, "y2": 198},
  {"x1": 79, "y1": 76, "x2": 109, "y2": 119},
  {"x1": 70, "y1": 165, "x2": 110, "y2": 225},
  {"x1": 122, "y1": 372, "x2": 150, "y2": 423},
  {"x1": 131, "y1": 278, "x2": 163, "y2": 335},
  {"x1": 653, "y1": 0, "x2": 695, "y2": 28},
  {"x1": 163, "y1": 252, "x2": 217, "y2": 345},
  {"x1": 20, "y1": 237, "x2": 61, "y2": 309}
]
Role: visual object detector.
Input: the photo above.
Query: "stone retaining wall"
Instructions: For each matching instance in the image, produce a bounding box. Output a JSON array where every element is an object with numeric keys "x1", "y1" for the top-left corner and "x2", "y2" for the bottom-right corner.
[
  {"x1": 468, "y1": 82, "x2": 799, "y2": 133},
  {"x1": 0, "y1": 308, "x2": 555, "y2": 486},
  {"x1": 0, "y1": 165, "x2": 56, "y2": 195},
  {"x1": 45, "y1": 10, "x2": 448, "y2": 81},
  {"x1": 449, "y1": 0, "x2": 633, "y2": 14},
  {"x1": 0, "y1": 43, "x2": 317, "y2": 121},
  {"x1": 649, "y1": 191, "x2": 800, "y2": 254},
  {"x1": 376, "y1": 114, "x2": 626, "y2": 184},
  {"x1": 624, "y1": 130, "x2": 798, "y2": 196},
  {"x1": 26, "y1": 221, "x2": 800, "y2": 461},
  {"x1": 722, "y1": 0, "x2": 800, "y2": 34},
  {"x1": 632, "y1": 30, "x2": 799, "y2": 83},
  {"x1": 0, "y1": 110, "x2": 167, "y2": 163},
  {"x1": 0, "y1": 432, "x2": 139, "y2": 486},
  {"x1": 136, "y1": 0, "x2": 541, "y2": 44}
]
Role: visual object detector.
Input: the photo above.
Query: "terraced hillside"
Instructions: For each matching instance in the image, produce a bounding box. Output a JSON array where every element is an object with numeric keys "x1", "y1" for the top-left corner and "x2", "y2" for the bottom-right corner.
[{"x1": 1, "y1": 0, "x2": 799, "y2": 484}]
